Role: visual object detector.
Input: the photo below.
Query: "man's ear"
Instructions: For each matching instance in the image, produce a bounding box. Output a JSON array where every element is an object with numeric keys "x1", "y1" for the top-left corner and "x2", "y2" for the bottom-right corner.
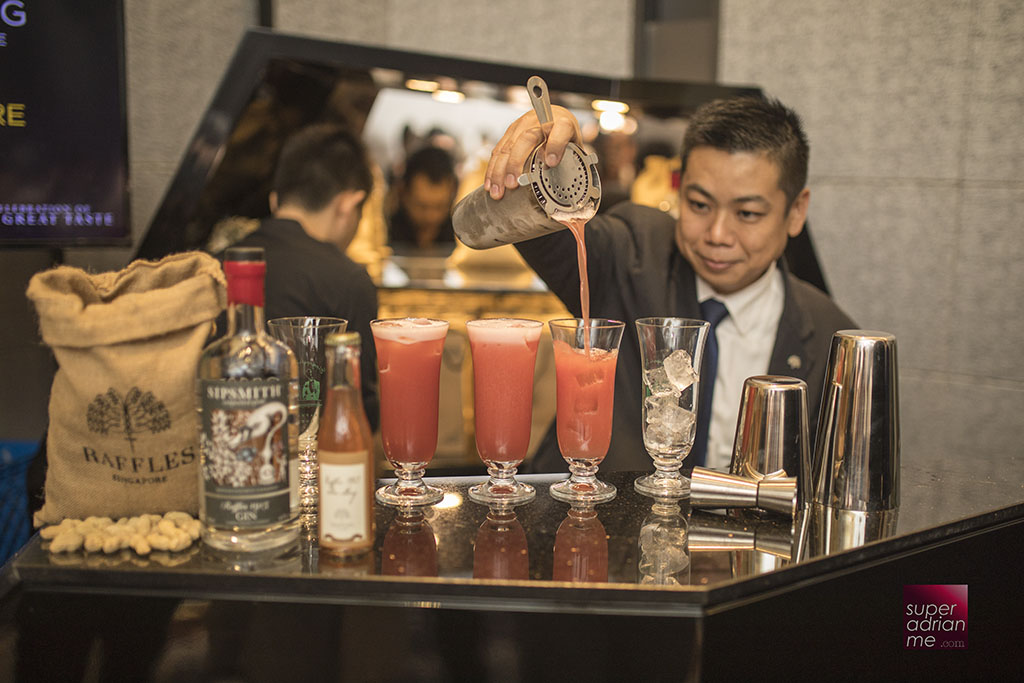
[
  {"x1": 336, "y1": 189, "x2": 367, "y2": 218},
  {"x1": 268, "y1": 191, "x2": 279, "y2": 213},
  {"x1": 786, "y1": 188, "x2": 810, "y2": 238}
]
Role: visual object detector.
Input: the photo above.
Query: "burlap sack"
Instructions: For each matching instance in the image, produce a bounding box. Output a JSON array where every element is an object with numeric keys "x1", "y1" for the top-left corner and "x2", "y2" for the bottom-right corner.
[{"x1": 27, "y1": 252, "x2": 226, "y2": 525}]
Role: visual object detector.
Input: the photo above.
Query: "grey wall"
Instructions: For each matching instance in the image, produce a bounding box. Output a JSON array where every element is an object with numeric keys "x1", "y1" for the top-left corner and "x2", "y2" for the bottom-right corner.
[{"x1": 719, "y1": 0, "x2": 1024, "y2": 478}]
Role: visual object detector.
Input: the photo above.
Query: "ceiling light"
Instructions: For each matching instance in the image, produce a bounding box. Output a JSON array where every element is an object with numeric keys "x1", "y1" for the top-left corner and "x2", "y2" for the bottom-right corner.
[
  {"x1": 406, "y1": 78, "x2": 439, "y2": 92},
  {"x1": 432, "y1": 89, "x2": 465, "y2": 104},
  {"x1": 592, "y1": 99, "x2": 629, "y2": 114}
]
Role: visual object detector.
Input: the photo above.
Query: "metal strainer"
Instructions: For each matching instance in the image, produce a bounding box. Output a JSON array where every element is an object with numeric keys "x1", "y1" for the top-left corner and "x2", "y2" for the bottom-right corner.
[{"x1": 516, "y1": 76, "x2": 601, "y2": 222}]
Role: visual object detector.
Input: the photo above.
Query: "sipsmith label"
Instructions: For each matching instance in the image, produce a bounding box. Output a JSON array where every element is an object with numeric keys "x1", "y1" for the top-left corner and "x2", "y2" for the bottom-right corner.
[{"x1": 200, "y1": 378, "x2": 291, "y2": 528}]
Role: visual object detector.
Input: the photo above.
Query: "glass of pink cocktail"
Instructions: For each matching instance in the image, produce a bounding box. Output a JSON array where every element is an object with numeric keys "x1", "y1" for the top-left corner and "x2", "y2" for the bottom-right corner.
[
  {"x1": 549, "y1": 318, "x2": 625, "y2": 504},
  {"x1": 371, "y1": 318, "x2": 449, "y2": 506},
  {"x1": 466, "y1": 318, "x2": 542, "y2": 505}
]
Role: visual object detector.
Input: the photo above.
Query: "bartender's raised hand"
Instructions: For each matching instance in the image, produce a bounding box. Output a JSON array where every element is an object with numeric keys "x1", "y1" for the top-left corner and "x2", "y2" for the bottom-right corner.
[{"x1": 485, "y1": 105, "x2": 583, "y2": 200}]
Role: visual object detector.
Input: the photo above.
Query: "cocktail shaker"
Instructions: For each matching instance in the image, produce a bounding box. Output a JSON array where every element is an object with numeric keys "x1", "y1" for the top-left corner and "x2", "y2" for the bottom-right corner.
[
  {"x1": 812, "y1": 330, "x2": 900, "y2": 512},
  {"x1": 689, "y1": 375, "x2": 809, "y2": 516},
  {"x1": 729, "y1": 375, "x2": 812, "y2": 506},
  {"x1": 452, "y1": 76, "x2": 601, "y2": 249}
]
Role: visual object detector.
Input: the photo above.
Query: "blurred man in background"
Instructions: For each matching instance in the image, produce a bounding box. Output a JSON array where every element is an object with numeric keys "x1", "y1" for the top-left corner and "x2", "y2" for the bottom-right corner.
[
  {"x1": 231, "y1": 123, "x2": 380, "y2": 428},
  {"x1": 388, "y1": 145, "x2": 458, "y2": 252}
]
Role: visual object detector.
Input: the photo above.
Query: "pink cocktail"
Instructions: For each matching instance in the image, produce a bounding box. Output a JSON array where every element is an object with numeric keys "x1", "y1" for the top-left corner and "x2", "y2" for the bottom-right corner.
[
  {"x1": 371, "y1": 317, "x2": 448, "y2": 506},
  {"x1": 553, "y1": 342, "x2": 617, "y2": 461},
  {"x1": 466, "y1": 318, "x2": 542, "y2": 505},
  {"x1": 549, "y1": 318, "x2": 624, "y2": 504}
]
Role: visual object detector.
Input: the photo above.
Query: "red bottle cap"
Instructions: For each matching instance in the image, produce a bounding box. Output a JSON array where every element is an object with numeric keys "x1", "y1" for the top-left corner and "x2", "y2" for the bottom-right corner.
[{"x1": 224, "y1": 259, "x2": 265, "y2": 307}]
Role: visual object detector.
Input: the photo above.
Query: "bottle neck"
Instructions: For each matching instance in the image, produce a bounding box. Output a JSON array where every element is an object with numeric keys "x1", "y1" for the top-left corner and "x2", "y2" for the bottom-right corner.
[
  {"x1": 224, "y1": 264, "x2": 266, "y2": 335},
  {"x1": 227, "y1": 300, "x2": 265, "y2": 335},
  {"x1": 326, "y1": 344, "x2": 363, "y2": 397}
]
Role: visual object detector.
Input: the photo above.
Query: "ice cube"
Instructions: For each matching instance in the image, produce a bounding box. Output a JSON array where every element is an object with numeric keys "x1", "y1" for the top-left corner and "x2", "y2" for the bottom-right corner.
[
  {"x1": 664, "y1": 350, "x2": 697, "y2": 390},
  {"x1": 644, "y1": 394, "x2": 687, "y2": 424},
  {"x1": 573, "y1": 393, "x2": 599, "y2": 415},
  {"x1": 643, "y1": 366, "x2": 675, "y2": 396},
  {"x1": 576, "y1": 368, "x2": 604, "y2": 388},
  {"x1": 643, "y1": 420, "x2": 676, "y2": 452},
  {"x1": 643, "y1": 408, "x2": 696, "y2": 452}
]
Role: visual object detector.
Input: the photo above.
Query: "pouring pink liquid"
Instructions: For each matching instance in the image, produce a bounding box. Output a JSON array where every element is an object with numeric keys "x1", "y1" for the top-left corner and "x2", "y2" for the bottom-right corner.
[{"x1": 559, "y1": 216, "x2": 591, "y2": 354}]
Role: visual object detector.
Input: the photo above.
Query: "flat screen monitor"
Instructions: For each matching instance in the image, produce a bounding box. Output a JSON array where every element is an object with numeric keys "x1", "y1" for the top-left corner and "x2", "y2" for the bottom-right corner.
[{"x1": 0, "y1": 0, "x2": 130, "y2": 246}]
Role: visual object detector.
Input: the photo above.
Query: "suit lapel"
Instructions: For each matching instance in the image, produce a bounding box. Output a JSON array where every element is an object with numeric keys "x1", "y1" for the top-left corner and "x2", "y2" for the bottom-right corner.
[{"x1": 769, "y1": 269, "x2": 817, "y2": 386}]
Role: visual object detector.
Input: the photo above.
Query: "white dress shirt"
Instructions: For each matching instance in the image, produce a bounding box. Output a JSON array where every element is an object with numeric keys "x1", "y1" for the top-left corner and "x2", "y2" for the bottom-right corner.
[{"x1": 696, "y1": 262, "x2": 785, "y2": 470}]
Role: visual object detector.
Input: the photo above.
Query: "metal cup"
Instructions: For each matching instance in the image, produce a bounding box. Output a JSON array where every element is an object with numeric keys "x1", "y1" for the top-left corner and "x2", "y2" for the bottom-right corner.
[
  {"x1": 729, "y1": 375, "x2": 812, "y2": 506},
  {"x1": 812, "y1": 330, "x2": 900, "y2": 512}
]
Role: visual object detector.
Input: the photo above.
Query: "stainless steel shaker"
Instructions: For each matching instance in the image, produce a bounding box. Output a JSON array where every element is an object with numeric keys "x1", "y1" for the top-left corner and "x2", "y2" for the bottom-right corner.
[
  {"x1": 690, "y1": 375, "x2": 810, "y2": 516},
  {"x1": 812, "y1": 330, "x2": 900, "y2": 512},
  {"x1": 452, "y1": 76, "x2": 601, "y2": 249},
  {"x1": 729, "y1": 375, "x2": 812, "y2": 506}
]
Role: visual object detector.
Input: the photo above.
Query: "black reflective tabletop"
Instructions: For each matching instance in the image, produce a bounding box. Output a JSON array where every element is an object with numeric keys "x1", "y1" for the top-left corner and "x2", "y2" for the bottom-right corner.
[{"x1": 6, "y1": 461, "x2": 1024, "y2": 616}]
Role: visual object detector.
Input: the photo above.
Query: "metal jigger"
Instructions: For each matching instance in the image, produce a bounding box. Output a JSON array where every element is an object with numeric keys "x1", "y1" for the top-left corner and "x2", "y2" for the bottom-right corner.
[
  {"x1": 729, "y1": 375, "x2": 812, "y2": 506},
  {"x1": 690, "y1": 467, "x2": 797, "y2": 517},
  {"x1": 812, "y1": 330, "x2": 900, "y2": 512}
]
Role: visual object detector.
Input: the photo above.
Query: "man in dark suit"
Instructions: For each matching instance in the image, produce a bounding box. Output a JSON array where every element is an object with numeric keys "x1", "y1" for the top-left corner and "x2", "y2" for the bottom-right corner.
[{"x1": 464, "y1": 96, "x2": 854, "y2": 472}]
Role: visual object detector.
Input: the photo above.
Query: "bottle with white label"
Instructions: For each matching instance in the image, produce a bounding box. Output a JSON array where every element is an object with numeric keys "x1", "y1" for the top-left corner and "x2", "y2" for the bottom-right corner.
[
  {"x1": 317, "y1": 331, "x2": 375, "y2": 560},
  {"x1": 196, "y1": 246, "x2": 300, "y2": 554}
]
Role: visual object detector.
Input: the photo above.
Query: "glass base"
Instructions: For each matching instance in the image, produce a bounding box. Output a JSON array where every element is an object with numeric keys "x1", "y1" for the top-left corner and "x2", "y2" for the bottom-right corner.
[
  {"x1": 375, "y1": 480, "x2": 444, "y2": 507},
  {"x1": 550, "y1": 476, "x2": 617, "y2": 504},
  {"x1": 634, "y1": 471, "x2": 690, "y2": 499},
  {"x1": 468, "y1": 480, "x2": 536, "y2": 506},
  {"x1": 201, "y1": 518, "x2": 300, "y2": 555}
]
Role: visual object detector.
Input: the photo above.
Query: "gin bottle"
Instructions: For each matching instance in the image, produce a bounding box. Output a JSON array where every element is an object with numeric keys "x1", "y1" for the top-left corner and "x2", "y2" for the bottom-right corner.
[
  {"x1": 197, "y1": 247, "x2": 299, "y2": 553},
  {"x1": 317, "y1": 332, "x2": 375, "y2": 560}
]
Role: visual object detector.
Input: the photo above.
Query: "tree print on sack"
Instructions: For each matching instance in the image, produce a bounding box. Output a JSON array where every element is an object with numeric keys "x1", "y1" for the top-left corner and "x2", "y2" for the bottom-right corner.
[{"x1": 86, "y1": 387, "x2": 172, "y2": 454}]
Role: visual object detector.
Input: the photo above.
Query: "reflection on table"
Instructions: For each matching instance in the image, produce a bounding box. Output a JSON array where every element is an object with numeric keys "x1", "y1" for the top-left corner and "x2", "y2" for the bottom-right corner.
[{"x1": 15, "y1": 470, "x2": 935, "y2": 593}]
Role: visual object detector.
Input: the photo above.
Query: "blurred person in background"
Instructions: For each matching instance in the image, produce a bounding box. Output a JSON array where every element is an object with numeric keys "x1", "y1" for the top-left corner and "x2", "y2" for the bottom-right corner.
[{"x1": 387, "y1": 145, "x2": 459, "y2": 253}]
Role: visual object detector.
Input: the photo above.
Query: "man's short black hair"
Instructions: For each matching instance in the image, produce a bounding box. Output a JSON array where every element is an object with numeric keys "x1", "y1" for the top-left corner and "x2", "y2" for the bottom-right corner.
[
  {"x1": 272, "y1": 124, "x2": 373, "y2": 211},
  {"x1": 681, "y1": 96, "x2": 809, "y2": 207},
  {"x1": 402, "y1": 146, "x2": 457, "y2": 186}
]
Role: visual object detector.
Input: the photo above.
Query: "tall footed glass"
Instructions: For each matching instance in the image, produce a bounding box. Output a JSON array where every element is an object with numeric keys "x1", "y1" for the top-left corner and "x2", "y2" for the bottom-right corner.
[
  {"x1": 549, "y1": 318, "x2": 624, "y2": 504},
  {"x1": 634, "y1": 317, "x2": 709, "y2": 498},
  {"x1": 466, "y1": 318, "x2": 542, "y2": 505},
  {"x1": 371, "y1": 318, "x2": 448, "y2": 506},
  {"x1": 267, "y1": 316, "x2": 347, "y2": 534}
]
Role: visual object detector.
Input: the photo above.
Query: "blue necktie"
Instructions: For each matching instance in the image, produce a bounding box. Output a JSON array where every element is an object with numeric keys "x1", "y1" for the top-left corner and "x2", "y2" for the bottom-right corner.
[{"x1": 692, "y1": 298, "x2": 729, "y2": 467}]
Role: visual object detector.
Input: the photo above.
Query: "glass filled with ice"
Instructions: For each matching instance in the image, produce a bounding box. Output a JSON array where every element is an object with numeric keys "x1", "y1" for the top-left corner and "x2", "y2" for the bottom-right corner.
[{"x1": 634, "y1": 317, "x2": 709, "y2": 497}]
